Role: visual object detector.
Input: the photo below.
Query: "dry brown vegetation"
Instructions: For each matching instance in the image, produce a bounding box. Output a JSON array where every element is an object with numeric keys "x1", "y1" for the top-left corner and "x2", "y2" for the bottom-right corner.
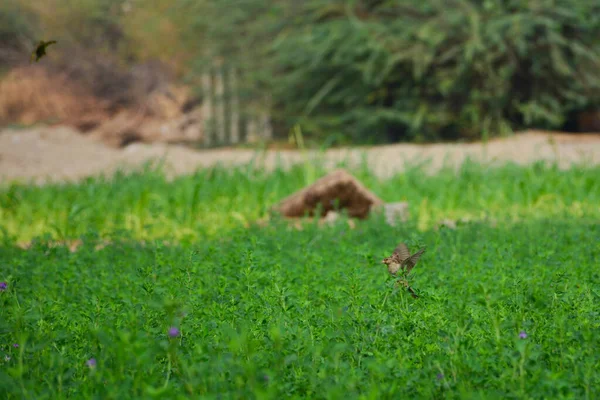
[
  {"x1": 0, "y1": 65, "x2": 108, "y2": 127},
  {"x1": 0, "y1": 60, "x2": 204, "y2": 147}
]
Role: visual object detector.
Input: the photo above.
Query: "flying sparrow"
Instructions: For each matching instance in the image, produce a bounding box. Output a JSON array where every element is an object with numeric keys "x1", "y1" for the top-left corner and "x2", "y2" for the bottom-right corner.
[
  {"x1": 382, "y1": 242, "x2": 425, "y2": 298},
  {"x1": 31, "y1": 40, "x2": 57, "y2": 63}
]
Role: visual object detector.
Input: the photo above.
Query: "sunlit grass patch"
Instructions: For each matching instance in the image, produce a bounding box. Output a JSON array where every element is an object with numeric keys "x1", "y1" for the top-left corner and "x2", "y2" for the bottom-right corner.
[{"x1": 0, "y1": 159, "x2": 598, "y2": 243}]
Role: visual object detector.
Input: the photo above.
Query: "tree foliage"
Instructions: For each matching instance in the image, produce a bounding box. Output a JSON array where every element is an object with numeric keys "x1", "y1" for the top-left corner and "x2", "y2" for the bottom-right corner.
[{"x1": 201, "y1": 0, "x2": 600, "y2": 142}]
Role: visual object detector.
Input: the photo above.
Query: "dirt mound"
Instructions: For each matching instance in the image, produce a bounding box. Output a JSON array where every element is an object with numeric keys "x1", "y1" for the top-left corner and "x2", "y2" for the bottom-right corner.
[
  {"x1": 272, "y1": 169, "x2": 384, "y2": 219},
  {"x1": 89, "y1": 85, "x2": 204, "y2": 148}
]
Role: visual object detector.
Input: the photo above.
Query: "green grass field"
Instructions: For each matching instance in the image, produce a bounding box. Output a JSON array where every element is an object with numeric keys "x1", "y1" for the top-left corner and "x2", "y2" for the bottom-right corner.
[{"x1": 1, "y1": 160, "x2": 599, "y2": 399}]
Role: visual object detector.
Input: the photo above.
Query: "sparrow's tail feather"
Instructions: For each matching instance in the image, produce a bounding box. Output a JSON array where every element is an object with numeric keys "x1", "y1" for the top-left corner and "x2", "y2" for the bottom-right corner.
[
  {"x1": 395, "y1": 278, "x2": 419, "y2": 298},
  {"x1": 407, "y1": 286, "x2": 419, "y2": 298}
]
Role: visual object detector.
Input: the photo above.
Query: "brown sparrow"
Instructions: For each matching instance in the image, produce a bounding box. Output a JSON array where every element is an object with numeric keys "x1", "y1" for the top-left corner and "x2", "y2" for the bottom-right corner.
[{"x1": 382, "y1": 242, "x2": 425, "y2": 298}]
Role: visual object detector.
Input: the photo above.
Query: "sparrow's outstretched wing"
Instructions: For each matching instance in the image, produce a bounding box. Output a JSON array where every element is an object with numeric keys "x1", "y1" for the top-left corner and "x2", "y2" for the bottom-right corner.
[
  {"x1": 401, "y1": 247, "x2": 425, "y2": 273},
  {"x1": 393, "y1": 242, "x2": 411, "y2": 263}
]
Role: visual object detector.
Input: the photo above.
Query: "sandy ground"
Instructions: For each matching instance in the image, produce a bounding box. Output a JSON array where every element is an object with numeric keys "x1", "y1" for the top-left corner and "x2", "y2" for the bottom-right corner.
[{"x1": 1, "y1": 126, "x2": 599, "y2": 184}]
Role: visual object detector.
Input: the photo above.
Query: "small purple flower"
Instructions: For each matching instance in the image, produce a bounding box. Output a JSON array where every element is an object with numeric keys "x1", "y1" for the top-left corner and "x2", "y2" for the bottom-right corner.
[
  {"x1": 86, "y1": 358, "x2": 97, "y2": 368},
  {"x1": 0, "y1": 282, "x2": 7, "y2": 291},
  {"x1": 168, "y1": 327, "x2": 180, "y2": 338},
  {"x1": 436, "y1": 373, "x2": 444, "y2": 380},
  {"x1": 12, "y1": 344, "x2": 18, "y2": 348},
  {"x1": 519, "y1": 331, "x2": 528, "y2": 339}
]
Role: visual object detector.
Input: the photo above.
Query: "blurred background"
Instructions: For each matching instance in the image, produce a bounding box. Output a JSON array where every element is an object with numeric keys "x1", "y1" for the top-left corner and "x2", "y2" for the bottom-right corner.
[{"x1": 1, "y1": 0, "x2": 599, "y2": 150}]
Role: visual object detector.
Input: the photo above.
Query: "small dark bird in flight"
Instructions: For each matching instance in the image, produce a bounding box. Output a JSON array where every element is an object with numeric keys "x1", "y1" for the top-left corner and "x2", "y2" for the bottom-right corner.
[
  {"x1": 382, "y1": 242, "x2": 426, "y2": 298},
  {"x1": 31, "y1": 40, "x2": 57, "y2": 63}
]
